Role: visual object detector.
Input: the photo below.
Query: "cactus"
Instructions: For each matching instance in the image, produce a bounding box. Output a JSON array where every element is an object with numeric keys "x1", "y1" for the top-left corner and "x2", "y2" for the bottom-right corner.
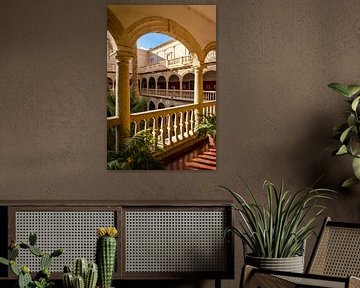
[
  {"x1": 29, "y1": 245, "x2": 44, "y2": 257},
  {"x1": 96, "y1": 227, "x2": 118, "y2": 288},
  {"x1": 29, "y1": 232, "x2": 37, "y2": 246},
  {"x1": 41, "y1": 253, "x2": 52, "y2": 270},
  {"x1": 85, "y1": 263, "x2": 98, "y2": 288},
  {"x1": 73, "y1": 275, "x2": 85, "y2": 288},
  {"x1": 9, "y1": 246, "x2": 19, "y2": 260},
  {"x1": 18, "y1": 269, "x2": 32, "y2": 288},
  {"x1": 0, "y1": 232, "x2": 63, "y2": 288},
  {"x1": 10, "y1": 260, "x2": 20, "y2": 276},
  {"x1": 63, "y1": 272, "x2": 74, "y2": 288},
  {"x1": 0, "y1": 257, "x2": 9, "y2": 266},
  {"x1": 63, "y1": 260, "x2": 98, "y2": 288},
  {"x1": 74, "y1": 258, "x2": 87, "y2": 279}
]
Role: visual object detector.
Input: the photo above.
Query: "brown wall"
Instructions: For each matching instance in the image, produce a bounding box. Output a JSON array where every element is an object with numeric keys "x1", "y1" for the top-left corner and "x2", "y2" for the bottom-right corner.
[{"x1": 1, "y1": 0, "x2": 360, "y2": 287}]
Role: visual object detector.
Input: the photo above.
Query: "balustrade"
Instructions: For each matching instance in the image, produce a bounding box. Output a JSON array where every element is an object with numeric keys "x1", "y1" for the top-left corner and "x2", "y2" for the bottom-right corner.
[
  {"x1": 140, "y1": 88, "x2": 215, "y2": 102},
  {"x1": 107, "y1": 101, "x2": 216, "y2": 153}
]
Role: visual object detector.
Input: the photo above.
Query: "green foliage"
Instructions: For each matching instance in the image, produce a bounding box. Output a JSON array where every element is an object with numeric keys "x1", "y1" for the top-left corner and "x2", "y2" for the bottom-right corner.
[
  {"x1": 131, "y1": 94, "x2": 148, "y2": 113},
  {"x1": 221, "y1": 178, "x2": 335, "y2": 258},
  {"x1": 107, "y1": 92, "x2": 116, "y2": 117},
  {"x1": 107, "y1": 91, "x2": 149, "y2": 152},
  {"x1": 195, "y1": 113, "x2": 216, "y2": 139},
  {"x1": 107, "y1": 91, "x2": 149, "y2": 117},
  {"x1": 32, "y1": 278, "x2": 54, "y2": 288},
  {"x1": 107, "y1": 130, "x2": 163, "y2": 170},
  {"x1": 0, "y1": 232, "x2": 63, "y2": 288},
  {"x1": 328, "y1": 83, "x2": 360, "y2": 187}
]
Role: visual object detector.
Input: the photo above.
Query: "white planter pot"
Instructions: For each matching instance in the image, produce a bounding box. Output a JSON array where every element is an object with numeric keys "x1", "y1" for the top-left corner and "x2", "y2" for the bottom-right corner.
[{"x1": 245, "y1": 254, "x2": 305, "y2": 273}]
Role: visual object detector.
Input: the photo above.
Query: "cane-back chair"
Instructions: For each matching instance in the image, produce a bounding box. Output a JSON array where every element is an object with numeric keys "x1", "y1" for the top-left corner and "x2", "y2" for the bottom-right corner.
[{"x1": 241, "y1": 217, "x2": 360, "y2": 288}]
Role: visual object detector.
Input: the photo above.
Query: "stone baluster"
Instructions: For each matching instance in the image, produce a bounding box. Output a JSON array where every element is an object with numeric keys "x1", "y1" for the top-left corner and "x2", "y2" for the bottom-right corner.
[
  {"x1": 179, "y1": 112, "x2": 184, "y2": 140},
  {"x1": 185, "y1": 111, "x2": 189, "y2": 137},
  {"x1": 152, "y1": 117, "x2": 158, "y2": 148},
  {"x1": 190, "y1": 109, "x2": 195, "y2": 136},
  {"x1": 173, "y1": 113, "x2": 178, "y2": 142},
  {"x1": 159, "y1": 116, "x2": 164, "y2": 147},
  {"x1": 167, "y1": 114, "x2": 173, "y2": 145}
]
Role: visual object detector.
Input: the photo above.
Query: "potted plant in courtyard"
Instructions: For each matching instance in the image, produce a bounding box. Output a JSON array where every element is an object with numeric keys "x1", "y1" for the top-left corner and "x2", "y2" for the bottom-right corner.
[
  {"x1": 221, "y1": 179, "x2": 334, "y2": 273},
  {"x1": 195, "y1": 113, "x2": 216, "y2": 147},
  {"x1": 328, "y1": 82, "x2": 360, "y2": 187}
]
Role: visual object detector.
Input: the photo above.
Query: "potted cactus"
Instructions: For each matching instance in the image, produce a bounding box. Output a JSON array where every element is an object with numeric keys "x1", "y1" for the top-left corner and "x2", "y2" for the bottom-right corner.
[
  {"x1": 0, "y1": 232, "x2": 63, "y2": 288},
  {"x1": 96, "y1": 227, "x2": 118, "y2": 288},
  {"x1": 62, "y1": 258, "x2": 98, "y2": 288}
]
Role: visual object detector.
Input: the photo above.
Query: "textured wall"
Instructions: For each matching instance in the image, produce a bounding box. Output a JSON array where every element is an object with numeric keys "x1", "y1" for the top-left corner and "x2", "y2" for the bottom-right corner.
[{"x1": 1, "y1": 0, "x2": 360, "y2": 287}]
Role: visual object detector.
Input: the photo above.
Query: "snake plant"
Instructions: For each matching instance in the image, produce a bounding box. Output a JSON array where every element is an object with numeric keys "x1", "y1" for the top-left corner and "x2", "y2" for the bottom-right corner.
[{"x1": 222, "y1": 178, "x2": 335, "y2": 258}]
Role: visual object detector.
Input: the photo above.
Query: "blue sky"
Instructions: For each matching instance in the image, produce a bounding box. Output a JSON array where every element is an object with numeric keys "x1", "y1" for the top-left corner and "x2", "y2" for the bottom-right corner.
[{"x1": 137, "y1": 33, "x2": 173, "y2": 50}]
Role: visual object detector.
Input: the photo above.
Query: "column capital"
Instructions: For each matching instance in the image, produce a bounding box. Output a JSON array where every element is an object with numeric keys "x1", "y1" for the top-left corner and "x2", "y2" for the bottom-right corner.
[
  {"x1": 115, "y1": 49, "x2": 134, "y2": 62},
  {"x1": 193, "y1": 61, "x2": 205, "y2": 72}
]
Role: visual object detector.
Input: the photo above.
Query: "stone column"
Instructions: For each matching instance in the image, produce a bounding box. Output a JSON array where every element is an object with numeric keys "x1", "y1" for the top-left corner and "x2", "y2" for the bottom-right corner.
[
  {"x1": 115, "y1": 50, "x2": 133, "y2": 150},
  {"x1": 132, "y1": 48, "x2": 140, "y2": 97},
  {"x1": 179, "y1": 79, "x2": 183, "y2": 98},
  {"x1": 166, "y1": 77, "x2": 169, "y2": 96},
  {"x1": 194, "y1": 63, "x2": 204, "y2": 126}
]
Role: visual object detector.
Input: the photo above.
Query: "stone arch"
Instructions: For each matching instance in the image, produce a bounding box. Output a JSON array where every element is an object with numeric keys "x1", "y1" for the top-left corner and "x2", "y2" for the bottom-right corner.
[
  {"x1": 149, "y1": 101, "x2": 156, "y2": 110},
  {"x1": 182, "y1": 73, "x2": 194, "y2": 90},
  {"x1": 203, "y1": 70, "x2": 216, "y2": 91},
  {"x1": 158, "y1": 103, "x2": 165, "y2": 109},
  {"x1": 169, "y1": 74, "x2": 180, "y2": 90},
  {"x1": 157, "y1": 75, "x2": 166, "y2": 89},
  {"x1": 107, "y1": 9, "x2": 125, "y2": 48},
  {"x1": 149, "y1": 77, "x2": 156, "y2": 89},
  {"x1": 141, "y1": 78, "x2": 147, "y2": 88},
  {"x1": 203, "y1": 41, "x2": 216, "y2": 58},
  {"x1": 126, "y1": 16, "x2": 204, "y2": 60}
]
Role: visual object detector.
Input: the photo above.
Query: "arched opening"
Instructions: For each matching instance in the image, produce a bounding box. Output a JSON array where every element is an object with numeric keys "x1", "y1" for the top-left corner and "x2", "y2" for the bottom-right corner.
[
  {"x1": 205, "y1": 49, "x2": 216, "y2": 64},
  {"x1": 157, "y1": 76, "x2": 166, "y2": 90},
  {"x1": 149, "y1": 77, "x2": 156, "y2": 89},
  {"x1": 107, "y1": 77, "x2": 114, "y2": 91},
  {"x1": 203, "y1": 70, "x2": 216, "y2": 91},
  {"x1": 141, "y1": 78, "x2": 147, "y2": 89},
  {"x1": 158, "y1": 103, "x2": 165, "y2": 109},
  {"x1": 107, "y1": 31, "x2": 117, "y2": 95},
  {"x1": 149, "y1": 101, "x2": 156, "y2": 110},
  {"x1": 182, "y1": 73, "x2": 194, "y2": 90},
  {"x1": 169, "y1": 75, "x2": 180, "y2": 90}
]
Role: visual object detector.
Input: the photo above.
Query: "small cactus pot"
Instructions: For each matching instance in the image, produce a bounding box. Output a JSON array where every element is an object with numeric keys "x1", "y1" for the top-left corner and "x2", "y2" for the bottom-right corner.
[{"x1": 96, "y1": 228, "x2": 118, "y2": 288}]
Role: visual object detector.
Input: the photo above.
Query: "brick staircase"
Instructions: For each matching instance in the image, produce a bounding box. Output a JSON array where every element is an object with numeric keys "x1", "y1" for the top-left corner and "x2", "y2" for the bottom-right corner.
[{"x1": 185, "y1": 147, "x2": 217, "y2": 170}]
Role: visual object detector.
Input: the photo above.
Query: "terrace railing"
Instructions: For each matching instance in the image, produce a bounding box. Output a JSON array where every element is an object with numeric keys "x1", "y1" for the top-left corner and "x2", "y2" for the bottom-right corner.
[
  {"x1": 107, "y1": 101, "x2": 216, "y2": 154},
  {"x1": 140, "y1": 88, "x2": 216, "y2": 102}
]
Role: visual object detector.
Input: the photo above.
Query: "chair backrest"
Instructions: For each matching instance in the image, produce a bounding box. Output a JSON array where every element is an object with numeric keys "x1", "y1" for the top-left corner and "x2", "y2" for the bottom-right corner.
[{"x1": 307, "y1": 217, "x2": 360, "y2": 277}]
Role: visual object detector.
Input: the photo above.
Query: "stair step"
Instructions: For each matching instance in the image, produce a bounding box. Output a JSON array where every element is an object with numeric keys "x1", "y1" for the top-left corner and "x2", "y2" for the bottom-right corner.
[
  {"x1": 191, "y1": 158, "x2": 216, "y2": 166},
  {"x1": 197, "y1": 154, "x2": 217, "y2": 161},
  {"x1": 185, "y1": 162, "x2": 216, "y2": 170}
]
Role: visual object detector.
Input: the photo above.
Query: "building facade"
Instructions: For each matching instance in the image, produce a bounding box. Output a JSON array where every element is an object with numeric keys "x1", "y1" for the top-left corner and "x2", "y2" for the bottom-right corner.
[{"x1": 107, "y1": 36, "x2": 216, "y2": 110}]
